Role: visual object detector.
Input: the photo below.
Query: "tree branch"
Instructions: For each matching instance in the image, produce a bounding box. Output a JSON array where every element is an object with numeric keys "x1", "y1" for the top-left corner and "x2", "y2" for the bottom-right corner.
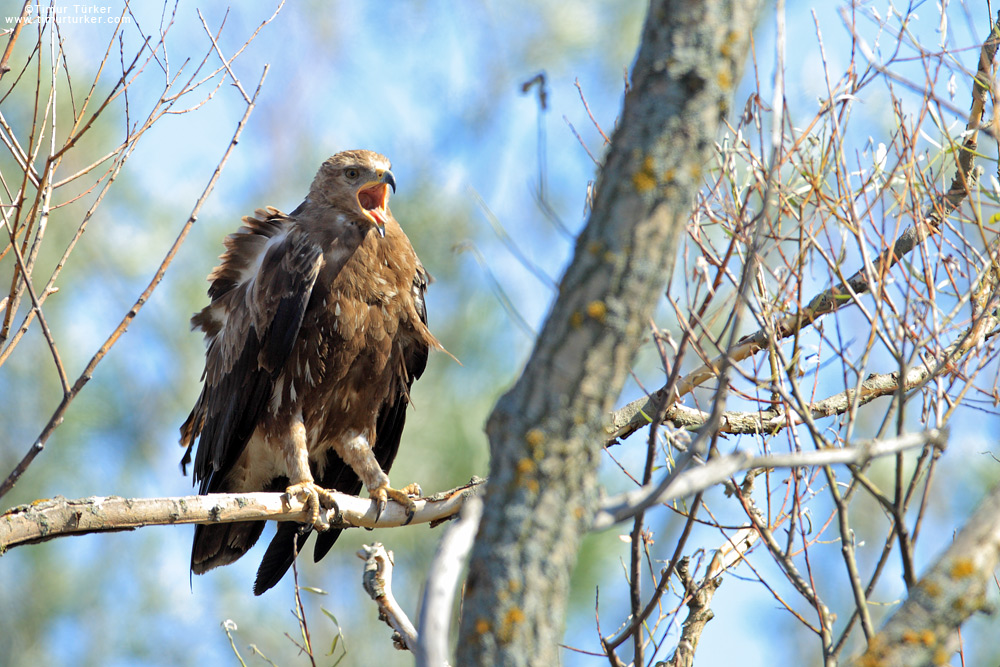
[
  {"x1": 417, "y1": 496, "x2": 482, "y2": 667},
  {"x1": 848, "y1": 480, "x2": 1000, "y2": 666},
  {"x1": 645, "y1": 309, "x2": 1000, "y2": 436},
  {"x1": 662, "y1": 558, "x2": 721, "y2": 667},
  {"x1": 592, "y1": 429, "x2": 947, "y2": 531},
  {"x1": 358, "y1": 543, "x2": 419, "y2": 653},
  {"x1": 606, "y1": 11, "x2": 1000, "y2": 444},
  {"x1": 0, "y1": 478, "x2": 483, "y2": 551}
]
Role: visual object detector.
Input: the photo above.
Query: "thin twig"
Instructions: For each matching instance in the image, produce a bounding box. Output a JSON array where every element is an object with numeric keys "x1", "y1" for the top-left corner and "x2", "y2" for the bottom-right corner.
[
  {"x1": 0, "y1": 0, "x2": 31, "y2": 78},
  {"x1": 0, "y1": 66, "x2": 270, "y2": 499}
]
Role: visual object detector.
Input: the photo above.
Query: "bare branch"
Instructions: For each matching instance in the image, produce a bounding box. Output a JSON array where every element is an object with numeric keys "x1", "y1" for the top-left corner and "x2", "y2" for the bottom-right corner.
[
  {"x1": 0, "y1": 478, "x2": 483, "y2": 550},
  {"x1": 592, "y1": 429, "x2": 947, "y2": 530},
  {"x1": 646, "y1": 309, "x2": 1000, "y2": 436},
  {"x1": 0, "y1": 1, "x2": 31, "y2": 78},
  {"x1": 416, "y1": 496, "x2": 482, "y2": 667},
  {"x1": 359, "y1": 543, "x2": 419, "y2": 652},
  {"x1": 0, "y1": 65, "x2": 270, "y2": 499},
  {"x1": 661, "y1": 558, "x2": 721, "y2": 667},
  {"x1": 607, "y1": 12, "x2": 1000, "y2": 444}
]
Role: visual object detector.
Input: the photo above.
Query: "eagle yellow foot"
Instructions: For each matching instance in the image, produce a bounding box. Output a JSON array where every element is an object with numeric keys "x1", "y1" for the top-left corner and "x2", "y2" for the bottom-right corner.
[
  {"x1": 371, "y1": 482, "x2": 422, "y2": 524},
  {"x1": 285, "y1": 481, "x2": 339, "y2": 531}
]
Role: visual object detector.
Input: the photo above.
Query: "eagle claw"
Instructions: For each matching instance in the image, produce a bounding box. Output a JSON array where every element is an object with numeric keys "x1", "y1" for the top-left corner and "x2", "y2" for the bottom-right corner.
[
  {"x1": 285, "y1": 481, "x2": 339, "y2": 531},
  {"x1": 371, "y1": 482, "x2": 422, "y2": 524}
]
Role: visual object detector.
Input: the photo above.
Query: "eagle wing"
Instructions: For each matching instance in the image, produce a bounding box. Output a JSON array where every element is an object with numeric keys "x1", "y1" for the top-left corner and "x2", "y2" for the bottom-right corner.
[
  {"x1": 182, "y1": 208, "x2": 322, "y2": 491},
  {"x1": 181, "y1": 208, "x2": 322, "y2": 571},
  {"x1": 252, "y1": 265, "x2": 432, "y2": 593}
]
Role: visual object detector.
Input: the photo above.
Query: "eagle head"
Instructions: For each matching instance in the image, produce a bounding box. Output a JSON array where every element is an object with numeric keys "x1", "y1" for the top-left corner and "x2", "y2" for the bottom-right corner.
[{"x1": 311, "y1": 149, "x2": 396, "y2": 237}]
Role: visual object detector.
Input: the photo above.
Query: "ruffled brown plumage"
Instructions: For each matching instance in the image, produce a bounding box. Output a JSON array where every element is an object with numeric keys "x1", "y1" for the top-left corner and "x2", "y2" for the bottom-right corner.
[{"x1": 179, "y1": 150, "x2": 443, "y2": 594}]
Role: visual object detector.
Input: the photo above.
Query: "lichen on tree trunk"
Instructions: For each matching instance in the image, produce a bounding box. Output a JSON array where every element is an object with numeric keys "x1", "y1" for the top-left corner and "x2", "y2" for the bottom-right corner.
[{"x1": 456, "y1": 0, "x2": 763, "y2": 663}]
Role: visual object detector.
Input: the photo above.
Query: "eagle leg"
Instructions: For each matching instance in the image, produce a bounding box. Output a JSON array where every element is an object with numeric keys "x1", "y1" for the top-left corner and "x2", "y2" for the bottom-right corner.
[
  {"x1": 285, "y1": 480, "x2": 339, "y2": 531},
  {"x1": 371, "y1": 482, "x2": 422, "y2": 524}
]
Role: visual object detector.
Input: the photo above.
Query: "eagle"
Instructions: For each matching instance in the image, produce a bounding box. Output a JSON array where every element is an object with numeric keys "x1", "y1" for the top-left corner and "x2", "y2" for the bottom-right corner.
[{"x1": 179, "y1": 150, "x2": 442, "y2": 595}]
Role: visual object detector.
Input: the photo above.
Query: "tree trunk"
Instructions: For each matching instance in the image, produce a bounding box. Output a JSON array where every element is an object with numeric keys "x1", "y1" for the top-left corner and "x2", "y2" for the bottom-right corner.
[{"x1": 457, "y1": 0, "x2": 763, "y2": 663}]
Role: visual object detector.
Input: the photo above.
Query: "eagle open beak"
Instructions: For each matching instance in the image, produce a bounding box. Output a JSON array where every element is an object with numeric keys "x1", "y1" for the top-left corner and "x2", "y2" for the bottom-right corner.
[{"x1": 357, "y1": 170, "x2": 396, "y2": 238}]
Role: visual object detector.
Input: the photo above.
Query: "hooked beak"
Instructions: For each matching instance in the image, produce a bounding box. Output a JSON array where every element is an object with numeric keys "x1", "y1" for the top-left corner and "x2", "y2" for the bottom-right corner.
[{"x1": 357, "y1": 169, "x2": 395, "y2": 238}]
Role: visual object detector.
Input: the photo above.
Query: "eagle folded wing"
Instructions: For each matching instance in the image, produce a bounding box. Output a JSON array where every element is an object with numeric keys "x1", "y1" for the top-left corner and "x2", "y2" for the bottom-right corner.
[
  {"x1": 182, "y1": 214, "x2": 323, "y2": 495},
  {"x1": 181, "y1": 214, "x2": 324, "y2": 574}
]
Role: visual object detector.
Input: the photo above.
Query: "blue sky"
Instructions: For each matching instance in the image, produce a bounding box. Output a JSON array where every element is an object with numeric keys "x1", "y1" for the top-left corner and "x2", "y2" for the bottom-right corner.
[{"x1": 1, "y1": 1, "x2": 998, "y2": 665}]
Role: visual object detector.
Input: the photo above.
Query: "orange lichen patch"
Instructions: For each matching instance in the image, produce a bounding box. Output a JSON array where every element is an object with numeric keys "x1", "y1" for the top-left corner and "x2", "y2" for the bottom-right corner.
[
  {"x1": 902, "y1": 629, "x2": 920, "y2": 644},
  {"x1": 587, "y1": 240, "x2": 605, "y2": 256},
  {"x1": 515, "y1": 455, "x2": 539, "y2": 493},
  {"x1": 920, "y1": 580, "x2": 942, "y2": 597},
  {"x1": 949, "y1": 558, "x2": 975, "y2": 578},
  {"x1": 570, "y1": 311, "x2": 584, "y2": 328},
  {"x1": 505, "y1": 608, "x2": 525, "y2": 624},
  {"x1": 720, "y1": 30, "x2": 741, "y2": 58},
  {"x1": 475, "y1": 618, "x2": 491, "y2": 634},
  {"x1": 717, "y1": 67, "x2": 733, "y2": 90},
  {"x1": 525, "y1": 428, "x2": 546, "y2": 448},
  {"x1": 497, "y1": 606, "x2": 526, "y2": 643},
  {"x1": 508, "y1": 579, "x2": 522, "y2": 593},
  {"x1": 920, "y1": 630, "x2": 936, "y2": 646},
  {"x1": 586, "y1": 300, "x2": 607, "y2": 322},
  {"x1": 573, "y1": 506, "x2": 585, "y2": 520},
  {"x1": 933, "y1": 647, "x2": 951, "y2": 665},
  {"x1": 858, "y1": 634, "x2": 886, "y2": 664},
  {"x1": 516, "y1": 458, "x2": 536, "y2": 476},
  {"x1": 632, "y1": 155, "x2": 657, "y2": 192}
]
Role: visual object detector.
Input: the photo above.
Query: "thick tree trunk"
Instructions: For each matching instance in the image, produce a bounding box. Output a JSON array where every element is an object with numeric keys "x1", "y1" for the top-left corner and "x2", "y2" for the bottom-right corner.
[{"x1": 456, "y1": 0, "x2": 762, "y2": 663}]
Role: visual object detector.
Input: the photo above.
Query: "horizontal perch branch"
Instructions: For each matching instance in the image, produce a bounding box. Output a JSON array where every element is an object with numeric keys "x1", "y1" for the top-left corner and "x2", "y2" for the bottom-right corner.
[
  {"x1": 0, "y1": 477, "x2": 484, "y2": 551},
  {"x1": 592, "y1": 429, "x2": 947, "y2": 531}
]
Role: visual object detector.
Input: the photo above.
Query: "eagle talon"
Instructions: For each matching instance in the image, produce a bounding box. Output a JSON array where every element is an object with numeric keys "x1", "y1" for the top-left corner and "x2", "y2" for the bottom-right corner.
[
  {"x1": 371, "y1": 482, "x2": 422, "y2": 524},
  {"x1": 286, "y1": 480, "x2": 338, "y2": 532},
  {"x1": 326, "y1": 497, "x2": 343, "y2": 528}
]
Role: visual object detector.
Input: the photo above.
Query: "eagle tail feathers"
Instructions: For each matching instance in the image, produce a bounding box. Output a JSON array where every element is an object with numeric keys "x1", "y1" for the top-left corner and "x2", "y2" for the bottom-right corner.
[
  {"x1": 191, "y1": 521, "x2": 266, "y2": 575},
  {"x1": 253, "y1": 523, "x2": 324, "y2": 595}
]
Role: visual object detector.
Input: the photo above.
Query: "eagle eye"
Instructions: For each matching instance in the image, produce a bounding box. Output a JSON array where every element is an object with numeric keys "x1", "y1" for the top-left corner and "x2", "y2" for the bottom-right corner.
[{"x1": 345, "y1": 168, "x2": 360, "y2": 180}]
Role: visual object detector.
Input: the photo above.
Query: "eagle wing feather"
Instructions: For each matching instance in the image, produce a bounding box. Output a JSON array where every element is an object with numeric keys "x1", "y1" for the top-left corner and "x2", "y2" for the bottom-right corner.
[{"x1": 181, "y1": 212, "x2": 323, "y2": 496}]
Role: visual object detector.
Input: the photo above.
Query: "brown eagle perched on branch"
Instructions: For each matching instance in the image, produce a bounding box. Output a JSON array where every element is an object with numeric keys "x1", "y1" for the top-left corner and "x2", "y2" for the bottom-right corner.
[{"x1": 180, "y1": 150, "x2": 442, "y2": 595}]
